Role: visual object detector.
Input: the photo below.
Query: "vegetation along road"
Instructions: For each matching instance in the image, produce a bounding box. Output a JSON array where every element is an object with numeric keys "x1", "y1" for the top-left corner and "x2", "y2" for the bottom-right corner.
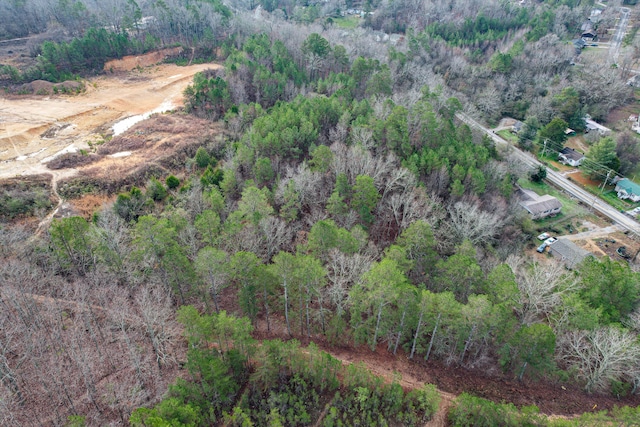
[{"x1": 457, "y1": 112, "x2": 640, "y2": 237}]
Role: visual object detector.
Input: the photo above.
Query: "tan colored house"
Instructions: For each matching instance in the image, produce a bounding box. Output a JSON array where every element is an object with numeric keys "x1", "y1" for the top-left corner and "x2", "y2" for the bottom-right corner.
[{"x1": 518, "y1": 188, "x2": 562, "y2": 220}]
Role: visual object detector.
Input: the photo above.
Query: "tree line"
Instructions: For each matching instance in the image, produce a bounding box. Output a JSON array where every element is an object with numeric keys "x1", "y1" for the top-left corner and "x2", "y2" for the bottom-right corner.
[{"x1": 130, "y1": 308, "x2": 440, "y2": 426}]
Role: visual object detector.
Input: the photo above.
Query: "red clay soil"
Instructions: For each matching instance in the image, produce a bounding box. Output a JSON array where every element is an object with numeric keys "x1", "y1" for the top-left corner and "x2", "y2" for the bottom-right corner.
[
  {"x1": 250, "y1": 315, "x2": 640, "y2": 419},
  {"x1": 567, "y1": 171, "x2": 603, "y2": 188}
]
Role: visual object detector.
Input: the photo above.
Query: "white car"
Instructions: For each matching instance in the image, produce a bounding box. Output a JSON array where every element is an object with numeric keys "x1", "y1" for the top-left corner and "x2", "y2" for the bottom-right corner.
[
  {"x1": 537, "y1": 232, "x2": 550, "y2": 241},
  {"x1": 627, "y1": 207, "x2": 640, "y2": 217},
  {"x1": 544, "y1": 237, "x2": 557, "y2": 246}
]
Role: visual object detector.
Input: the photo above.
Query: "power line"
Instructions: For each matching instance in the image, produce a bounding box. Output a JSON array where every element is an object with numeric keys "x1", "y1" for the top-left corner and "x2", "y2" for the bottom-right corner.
[{"x1": 523, "y1": 137, "x2": 625, "y2": 183}]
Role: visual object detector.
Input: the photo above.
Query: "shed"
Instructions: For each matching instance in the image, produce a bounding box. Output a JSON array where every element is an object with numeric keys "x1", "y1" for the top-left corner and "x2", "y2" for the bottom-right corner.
[
  {"x1": 549, "y1": 238, "x2": 592, "y2": 269},
  {"x1": 573, "y1": 38, "x2": 587, "y2": 49},
  {"x1": 585, "y1": 118, "x2": 610, "y2": 135},
  {"x1": 615, "y1": 178, "x2": 640, "y2": 202},
  {"x1": 558, "y1": 147, "x2": 585, "y2": 167}
]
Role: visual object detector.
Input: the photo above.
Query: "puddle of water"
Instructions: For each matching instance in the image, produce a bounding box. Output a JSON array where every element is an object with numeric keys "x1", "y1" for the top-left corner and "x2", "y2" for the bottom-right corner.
[
  {"x1": 17, "y1": 147, "x2": 48, "y2": 161},
  {"x1": 109, "y1": 151, "x2": 132, "y2": 158},
  {"x1": 40, "y1": 144, "x2": 78, "y2": 163},
  {"x1": 111, "y1": 100, "x2": 175, "y2": 136}
]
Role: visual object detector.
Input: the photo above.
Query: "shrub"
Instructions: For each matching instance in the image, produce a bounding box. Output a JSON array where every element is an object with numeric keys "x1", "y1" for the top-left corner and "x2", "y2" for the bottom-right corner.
[
  {"x1": 195, "y1": 147, "x2": 211, "y2": 168},
  {"x1": 448, "y1": 393, "x2": 544, "y2": 427},
  {"x1": 0, "y1": 186, "x2": 52, "y2": 219},
  {"x1": 530, "y1": 165, "x2": 547, "y2": 183},
  {"x1": 200, "y1": 166, "x2": 224, "y2": 187},
  {"x1": 114, "y1": 187, "x2": 151, "y2": 222},
  {"x1": 166, "y1": 175, "x2": 180, "y2": 189},
  {"x1": 146, "y1": 177, "x2": 167, "y2": 201}
]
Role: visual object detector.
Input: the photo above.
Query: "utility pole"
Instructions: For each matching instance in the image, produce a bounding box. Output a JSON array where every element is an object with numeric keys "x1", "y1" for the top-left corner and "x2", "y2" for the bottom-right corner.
[
  {"x1": 541, "y1": 139, "x2": 548, "y2": 157},
  {"x1": 601, "y1": 170, "x2": 612, "y2": 193}
]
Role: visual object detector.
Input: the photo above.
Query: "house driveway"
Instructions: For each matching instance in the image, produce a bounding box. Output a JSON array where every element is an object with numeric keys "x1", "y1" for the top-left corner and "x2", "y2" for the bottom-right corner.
[{"x1": 561, "y1": 224, "x2": 622, "y2": 241}]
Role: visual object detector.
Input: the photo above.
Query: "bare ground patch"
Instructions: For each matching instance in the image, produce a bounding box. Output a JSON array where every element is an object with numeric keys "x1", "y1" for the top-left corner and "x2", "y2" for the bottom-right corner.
[
  {"x1": 0, "y1": 61, "x2": 219, "y2": 179},
  {"x1": 57, "y1": 114, "x2": 223, "y2": 198},
  {"x1": 103, "y1": 47, "x2": 184, "y2": 72}
]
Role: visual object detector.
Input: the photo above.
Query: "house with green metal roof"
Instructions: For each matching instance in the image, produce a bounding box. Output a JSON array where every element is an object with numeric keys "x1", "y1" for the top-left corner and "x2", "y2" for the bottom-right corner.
[{"x1": 615, "y1": 178, "x2": 640, "y2": 203}]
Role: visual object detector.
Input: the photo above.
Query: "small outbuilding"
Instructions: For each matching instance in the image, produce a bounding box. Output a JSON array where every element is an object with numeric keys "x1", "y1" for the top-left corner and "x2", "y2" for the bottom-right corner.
[
  {"x1": 572, "y1": 38, "x2": 587, "y2": 54},
  {"x1": 549, "y1": 238, "x2": 592, "y2": 269},
  {"x1": 558, "y1": 147, "x2": 585, "y2": 167},
  {"x1": 585, "y1": 118, "x2": 610, "y2": 135}
]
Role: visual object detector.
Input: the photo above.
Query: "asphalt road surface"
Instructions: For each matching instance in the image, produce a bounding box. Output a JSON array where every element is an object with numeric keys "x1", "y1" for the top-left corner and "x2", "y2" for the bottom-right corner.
[
  {"x1": 456, "y1": 113, "x2": 640, "y2": 237},
  {"x1": 609, "y1": 7, "x2": 630, "y2": 65}
]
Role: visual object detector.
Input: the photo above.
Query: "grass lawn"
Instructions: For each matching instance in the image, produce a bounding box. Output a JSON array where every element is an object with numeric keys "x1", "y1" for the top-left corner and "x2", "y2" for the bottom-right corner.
[
  {"x1": 567, "y1": 171, "x2": 640, "y2": 212},
  {"x1": 332, "y1": 16, "x2": 361, "y2": 29},
  {"x1": 564, "y1": 135, "x2": 589, "y2": 152},
  {"x1": 518, "y1": 177, "x2": 588, "y2": 220},
  {"x1": 535, "y1": 152, "x2": 561, "y2": 172},
  {"x1": 584, "y1": 186, "x2": 640, "y2": 212},
  {"x1": 518, "y1": 177, "x2": 605, "y2": 236},
  {"x1": 497, "y1": 129, "x2": 517, "y2": 144}
]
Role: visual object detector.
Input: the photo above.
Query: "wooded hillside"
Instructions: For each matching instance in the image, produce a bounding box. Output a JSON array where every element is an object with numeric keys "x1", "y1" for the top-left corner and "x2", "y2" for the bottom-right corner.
[{"x1": 2, "y1": 0, "x2": 640, "y2": 425}]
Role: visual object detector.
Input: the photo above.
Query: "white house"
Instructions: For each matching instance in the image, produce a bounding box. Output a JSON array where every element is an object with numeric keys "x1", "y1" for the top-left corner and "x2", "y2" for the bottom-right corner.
[
  {"x1": 615, "y1": 178, "x2": 640, "y2": 203},
  {"x1": 585, "y1": 118, "x2": 610, "y2": 135},
  {"x1": 558, "y1": 147, "x2": 585, "y2": 167}
]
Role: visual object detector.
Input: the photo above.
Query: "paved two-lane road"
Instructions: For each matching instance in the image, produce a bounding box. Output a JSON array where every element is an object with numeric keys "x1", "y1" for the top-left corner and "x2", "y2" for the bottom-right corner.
[
  {"x1": 609, "y1": 7, "x2": 631, "y2": 65},
  {"x1": 456, "y1": 113, "x2": 640, "y2": 236}
]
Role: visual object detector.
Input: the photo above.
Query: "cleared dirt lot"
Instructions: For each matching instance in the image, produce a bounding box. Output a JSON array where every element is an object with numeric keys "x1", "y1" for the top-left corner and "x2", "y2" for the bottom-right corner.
[{"x1": 0, "y1": 54, "x2": 219, "y2": 180}]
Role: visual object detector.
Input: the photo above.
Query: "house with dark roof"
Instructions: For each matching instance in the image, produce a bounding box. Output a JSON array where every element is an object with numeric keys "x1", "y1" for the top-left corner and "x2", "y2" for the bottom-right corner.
[
  {"x1": 573, "y1": 38, "x2": 587, "y2": 53},
  {"x1": 549, "y1": 238, "x2": 592, "y2": 269},
  {"x1": 581, "y1": 20, "x2": 597, "y2": 41},
  {"x1": 558, "y1": 147, "x2": 585, "y2": 167},
  {"x1": 518, "y1": 188, "x2": 562, "y2": 220},
  {"x1": 512, "y1": 120, "x2": 524, "y2": 134},
  {"x1": 615, "y1": 178, "x2": 640, "y2": 202}
]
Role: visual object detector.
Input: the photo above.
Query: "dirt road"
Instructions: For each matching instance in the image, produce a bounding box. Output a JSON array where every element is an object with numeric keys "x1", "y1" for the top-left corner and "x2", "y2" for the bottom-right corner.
[
  {"x1": 0, "y1": 61, "x2": 219, "y2": 180},
  {"x1": 561, "y1": 224, "x2": 623, "y2": 241}
]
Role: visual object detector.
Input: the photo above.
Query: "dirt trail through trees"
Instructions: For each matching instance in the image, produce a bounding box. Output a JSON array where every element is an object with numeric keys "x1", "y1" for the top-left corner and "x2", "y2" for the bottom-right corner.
[
  {"x1": 315, "y1": 346, "x2": 455, "y2": 427},
  {"x1": 254, "y1": 318, "x2": 638, "y2": 423},
  {"x1": 34, "y1": 168, "x2": 76, "y2": 234}
]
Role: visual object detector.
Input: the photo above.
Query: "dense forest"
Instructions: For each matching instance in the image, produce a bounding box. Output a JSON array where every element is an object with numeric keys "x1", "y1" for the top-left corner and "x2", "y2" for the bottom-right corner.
[{"x1": 2, "y1": 0, "x2": 640, "y2": 425}]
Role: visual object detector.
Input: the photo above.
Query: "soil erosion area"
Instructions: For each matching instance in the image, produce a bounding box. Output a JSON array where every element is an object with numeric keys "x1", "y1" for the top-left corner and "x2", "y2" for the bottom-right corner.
[{"x1": 0, "y1": 55, "x2": 218, "y2": 180}]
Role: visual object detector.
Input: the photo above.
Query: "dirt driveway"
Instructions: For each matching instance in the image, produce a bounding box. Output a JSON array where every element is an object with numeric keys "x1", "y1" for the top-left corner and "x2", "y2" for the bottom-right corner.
[{"x1": 0, "y1": 60, "x2": 219, "y2": 179}]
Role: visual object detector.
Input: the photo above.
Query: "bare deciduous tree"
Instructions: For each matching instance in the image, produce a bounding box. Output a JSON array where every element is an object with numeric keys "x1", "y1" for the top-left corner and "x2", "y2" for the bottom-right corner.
[
  {"x1": 136, "y1": 286, "x2": 177, "y2": 368},
  {"x1": 507, "y1": 256, "x2": 582, "y2": 326},
  {"x1": 559, "y1": 327, "x2": 640, "y2": 393},
  {"x1": 259, "y1": 215, "x2": 295, "y2": 261},
  {"x1": 324, "y1": 249, "x2": 373, "y2": 316},
  {"x1": 446, "y1": 201, "x2": 504, "y2": 247}
]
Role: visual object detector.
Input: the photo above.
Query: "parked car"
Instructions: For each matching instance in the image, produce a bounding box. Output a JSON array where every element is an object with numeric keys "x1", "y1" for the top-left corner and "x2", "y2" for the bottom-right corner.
[
  {"x1": 536, "y1": 243, "x2": 548, "y2": 253},
  {"x1": 626, "y1": 207, "x2": 640, "y2": 218},
  {"x1": 537, "y1": 232, "x2": 550, "y2": 241},
  {"x1": 544, "y1": 237, "x2": 557, "y2": 246}
]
